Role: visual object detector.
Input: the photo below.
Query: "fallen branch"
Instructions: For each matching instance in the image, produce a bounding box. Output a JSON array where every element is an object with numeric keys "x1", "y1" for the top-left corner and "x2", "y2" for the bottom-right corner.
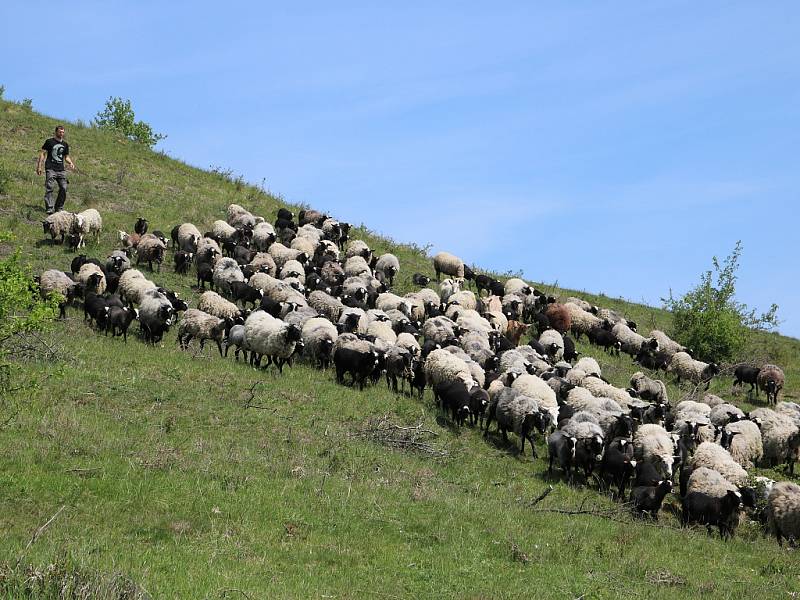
[
  {"x1": 350, "y1": 413, "x2": 449, "y2": 458},
  {"x1": 15, "y1": 505, "x2": 66, "y2": 569},
  {"x1": 524, "y1": 496, "x2": 680, "y2": 530},
  {"x1": 528, "y1": 485, "x2": 553, "y2": 508}
]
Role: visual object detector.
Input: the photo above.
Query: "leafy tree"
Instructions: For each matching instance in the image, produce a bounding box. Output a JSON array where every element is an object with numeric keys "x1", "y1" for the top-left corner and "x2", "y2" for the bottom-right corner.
[
  {"x1": 662, "y1": 241, "x2": 779, "y2": 363},
  {"x1": 93, "y1": 96, "x2": 166, "y2": 148}
]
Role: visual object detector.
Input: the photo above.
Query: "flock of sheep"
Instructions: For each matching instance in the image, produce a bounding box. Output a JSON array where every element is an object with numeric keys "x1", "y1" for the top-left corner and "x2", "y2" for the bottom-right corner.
[{"x1": 36, "y1": 202, "x2": 799, "y2": 546}]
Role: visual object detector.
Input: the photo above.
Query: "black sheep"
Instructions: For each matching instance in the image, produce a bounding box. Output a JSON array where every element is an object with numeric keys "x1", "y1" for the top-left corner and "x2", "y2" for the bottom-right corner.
[
  {"x1": 600, "y1": 441, "x2": 637, "y2": 499},
  {"x1": 562, "y1": 334, "x2": 579, "y2": 362},
  {"x1": 733, "y1": 365, "x2": 760, "y2": 394},
  {"x1": 412, "y1": 273, "x2": 431, "y2": 286},
  {"x1": 631, "y1": 480, "x2": 673, "y2": 519},
  {"x1": 334, "y1": 347, "x2": 380, "y2": 390},
  {"x1": 587, "y1": 327, "x2": 621, "y2": 354},
  {"x1": 105, "y1": 306, "x2": 138, "y2": 342},
  {"x1": 197, "y1": 263, "x2": 214, "y2": 290},
  {"x1": 174, "y1": 251, "x2": 194, "y2": 274},
  {"x1": 134, "y1": 217, "x2": 148, "y2": 236},
  {"x1": 682, "y1": 489, "x2": 743, "y2": 539},
  {"x1": 230, "y1": 281, "x2": 263, "y2": 309}
]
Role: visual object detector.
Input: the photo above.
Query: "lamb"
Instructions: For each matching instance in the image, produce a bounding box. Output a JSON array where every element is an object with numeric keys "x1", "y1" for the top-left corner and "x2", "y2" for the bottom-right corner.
[
  {"x1": 538, "y1": 329, "x2": 564, "y2": 362},
  {"x1": 135, "y1": 233, "x2": 167, "y2": 272},
  {"x1": 721, "y1": 420, "x2": 763, "y2": 469},
  {"x1": 667, "y1": 351, "x2": 719, "y2": 387},
  {"x1": 197, "y1": 290, "x2": 241, "y2": 322},
  {"x1": 104, "y1": 306, "x2": 138, "y2": 342},
  {"x1": 76, "y1": 263, "x2": 106, "y2": 295},
  {"x1": 374, "y1": 253, "x2": 400, "y2": 286},
  {"x1": 432, "y1": 251, "x2": 465, "y2": 281},
  {"x1": 758, "y1": 364, "x2": 785, "y2": 405},
  {"x1": 42, "y1": 211, "x2": 74, "y2": 243},
  {"x1": 177, "y1": 308, "x2": 226, "y2": 357},
  {"x1": 243, "y1": 311, "x2": 302, "y2": 372},
  {"x1": 766, "y1": 481, "x2": 800, "y2": 546},
  {"x1": 561, "y1": 419, "x2": 605, "y2": 478},
  {"x1": 682, "y1": 467, "x2": 745, "y2": 539},
  {"x1": 38, "y1": 269, "x2": 79, "y2": 318},
  {"x1": 629, "y1": 372, "x2": 668, "y2": 405},
  {"x1": 252, "y1": 222, "x2": 277, "y2": 251},
  {"x1": 212, "y1": 257, "x2": 245, "y2": 295},
  {"x1": 301, "y1": 317, "x2": 339, "y2": 368},
  {"x1": 547, "y1": 431, "x2": 578, "y2": 480},
  {"x1": 424, "y1": 348, "x2": 473, "y2": 389},
  {"x1": 68, "y1": 208, "x2": 102, "y2": 249},
  {"x1": 630, "y1": 480, "x2": 673, "y2": 519},
  {"x1": 633, "y1": 424, "x2": 674, "y2": 478}
]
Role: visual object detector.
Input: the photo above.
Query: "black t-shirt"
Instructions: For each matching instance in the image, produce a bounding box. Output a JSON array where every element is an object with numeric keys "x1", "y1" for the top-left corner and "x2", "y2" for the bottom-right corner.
[{"x1": 42, "y1": 137, "x2": 69, "y2": 171}]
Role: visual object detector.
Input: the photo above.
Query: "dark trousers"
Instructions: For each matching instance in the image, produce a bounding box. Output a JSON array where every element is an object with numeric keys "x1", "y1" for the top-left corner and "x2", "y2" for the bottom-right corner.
[{"x1": 44, "y1": 169, "x2": 68, "y2": 213}]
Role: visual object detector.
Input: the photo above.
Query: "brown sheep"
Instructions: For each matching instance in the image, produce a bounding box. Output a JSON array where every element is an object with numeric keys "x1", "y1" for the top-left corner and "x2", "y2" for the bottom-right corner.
[
  {"x1": 506, "y1": 321, "x2": 529, "y2": 346},
  {"x1": 758, "y1": 364, "x2": 785, "y2": 405},
  {"x1": 545, "y1": 303, "x2": 572, "y2": 334}
]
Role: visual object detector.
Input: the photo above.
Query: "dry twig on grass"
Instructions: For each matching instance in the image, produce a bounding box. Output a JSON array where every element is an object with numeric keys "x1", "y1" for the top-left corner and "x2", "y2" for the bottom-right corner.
[
  {"x1": 350, "y1": 413, "x2": 449, "y2": 458},
  {"x1": 14, "y1": 505, "x2": 66, "y2": 569}
]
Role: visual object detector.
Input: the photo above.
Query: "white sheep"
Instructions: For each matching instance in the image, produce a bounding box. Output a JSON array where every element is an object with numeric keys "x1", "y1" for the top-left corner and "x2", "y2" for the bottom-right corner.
[
  {"x1": 248, "y1": 273, "x2": 306, "y2": 305},
  {"x1": 344, "y1": 239, "x2": 372, "y2": 261},
  {"x1": 197, "y1": 290, "x2": 241, "y2": 321},
  {"x1": 574, "y1": 357, "x2": 602, "y2": 378},
  {"x1": 301, "y1": 317, "x2": 339, "y2": 368},
  {"x1": 227, "y1": 203, "x2": 258, "y2": 229},
  {"x1": 212, "y1": 219, "x2": 239, "y2": 243},
  {"x1": 136, "y1": 233, "x2": 167, "y2": 272},
  {"x1": 504, "y1": 278, "x2": 532, "y2": 296},
  {"x1": 376, "y1": 292, "x2": 411, "y2": 315},
  {"x1": 243, "y1": 311, "x2": 302, "y2": 372},
  {"x1": 633, "y1": 424, "x2": 675, "y2": 478},
  {"x1": 766, "y1": 481, "x2": 800, "y2": 545},
  {"x1": 424, "y1": 348, "x2": 473, "y2": 389},
  {"x1": 723, "y1": 420, "x2": 763, "y2": 469},
  {"x1": 710, "y1": 403, "x2": 745, "y2": 427},
  {"x1": 344, "y1": 255, "x2": 371, "y2": 278},
  {"x1": 268, "y1": 243, "x2": 307, "y2": 269},
  {"x1": 252, "y1": 222, "x2": 277, "y2": 251},
  {"x1": 279, "y1": 259, "x2": 306, "y2": 284},
  {"x1": 212, "y1": 257, "x2": 244, "y2": 295},
  {"x1": 511, "y1": 374, "x2": 559, "y2": 427},
  {"x1": 582, "y1": 376, "x2": 636, "y2": 409},
  {"x1": 539, "y1": 329, "x2": 565, "y2": 361},
  {"x1": 374, "y1": 253, "x2": 400, "y2": 284},
  {"x1": 563, "y1": 302, "x2": 603, "y2": 340},
  {"x1": 433, "y1": 251, "x2": 464, "y2": 280},
  {"x1": 667, "y1": 351, "x2": 719, "y2": 385},
  {"x1": 69, "y1": 208, "x2": 102, "y2": 248},
  {"x1": 42, "y1": 211, "x2": 74, "y2": 243},
  {"x1": 422, "y1": 316, "x2": 457, "y2": 344},
  {"x1": 648, "y1": 330, "x2": 686, "y2": 357},
  {"x1": 367, "y1": 320, "x2": 398, "y2": 346},
  {"x1": 76, "y1": 263, "x2": 106, "y2": 295},
  {"x1": 629, "y1": 371, "x2": 668, "y2": 405},
  {"x1": 177, "y1": 223, "x2": 202, "y2": 252},
  {"x1": 283, "y1": 305, "x2": 319, "y2": 329},
  {"x1": 612, "y1": 321, "x2": 646, "y2": 355},
  {"x1": 749, "y1": 408, "x2": 800, "y2": 470},
  {"x1": 118, "y1": 269, "x2": 156, "y2": 305},
  {"x1": 396, "y1": 332, "x2": 421, "y2": 355},
  {"x1": 249, "y1": 252, "x2": 277, "y2": 275},
  {"x1": 687, "y1": 442, "x2": 748, "y2": 487}
]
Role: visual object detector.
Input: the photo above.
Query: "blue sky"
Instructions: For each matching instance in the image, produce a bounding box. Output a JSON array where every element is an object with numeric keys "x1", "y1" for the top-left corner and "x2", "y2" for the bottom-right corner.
[{"x1": 2, "y1": 2, "x2": 798, "y2": 337}]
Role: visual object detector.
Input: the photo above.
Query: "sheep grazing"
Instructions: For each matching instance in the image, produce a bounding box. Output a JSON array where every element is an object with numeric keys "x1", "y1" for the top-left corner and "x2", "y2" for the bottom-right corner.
[
  {"x1": 227, "y1": 203, "x2": 258, "y2": 229},
  {"x1": 432, "y1": 251, "x2": 464, "y2": 281},
  {"x1": 39, "y1": 269, "x2": 79, "y2": 317},
  {"x1": 563, "y1": 302, "x2": 603, "y2": 341},
  {"x1": 424, "y1": 348, "x2": 473, "y2": 390},
  {"x1": 544, "y1": 304, "x2": 571, "y2": 334},
  {"x1": 412, "y1": 273, "x2": 431, "y2": 286},
  {"x1": 76, "y1": 263, "x2": 106, "y2": 295},
  {"x1": 345, "y1": 239, "x2": 372, "y2": 261},
  {"x1": 682, "y1": 467, "x2": 745, "y2": 539},
  {"x1": 42, "y1": 211, "x2": 74, "y2": 244},
  {"x1": 68, "y1": 208, "x2": 102, "y2": 249},
  {"x1": 758, "y1": 364, "x2": 785, "y2": 405},
  {"x1": 177, "y1": 308, "x2": 226, "y2": 357},
  {"x1": 631, "y1": 479, "x2": 673, "y2": 520},
  {"x1": 118, "y1": 269, "x2": 156, "y2": 306},
  {"x1": 750, "y1": 408, "x2": 800, "y2": 474},
  {"x1": 574, "y1": 357, "x2": 602, "y2": 379},
  {"x1": 136, "y1": 233, "x2": 167, "y2": 272},
  {"x1": 766, "y1": 481, "x2": 800, "y2": 546},
  {"x1": 682, "y1": 442, "x2": 748, "y2": 497},
  {"x1": 612, "y1": 321, "x2": 646, "y2": 356},
  {"x1": 301, "y1": 317, "x2": 339, "y2": 368},
  {"x1": 667, "y1": 351, "x2": 719, "y2": 388}
]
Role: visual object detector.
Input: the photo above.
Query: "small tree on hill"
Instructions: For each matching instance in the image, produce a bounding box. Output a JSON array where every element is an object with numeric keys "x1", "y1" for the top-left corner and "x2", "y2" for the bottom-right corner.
[
  {"x1": 93, "y1": 96, "x2": 166, "y2": 148},
  {"x1": 662, "y1": 241, "x2": 779, "y2": 363}
]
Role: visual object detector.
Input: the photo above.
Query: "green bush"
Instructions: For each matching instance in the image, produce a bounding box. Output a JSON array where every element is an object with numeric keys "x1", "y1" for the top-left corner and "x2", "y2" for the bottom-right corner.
[
  {"x1": 663, "y1": 241, "x2": 779, "y2": 363},
  {"x1": 93, "y1": 96, "x2": 166, "y2": 148}
]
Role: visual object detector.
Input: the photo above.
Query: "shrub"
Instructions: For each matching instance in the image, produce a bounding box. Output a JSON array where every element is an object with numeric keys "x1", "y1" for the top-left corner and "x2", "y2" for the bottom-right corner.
[
  {"x1": 662, "y1": 241, "x2": 779, "y2": 363},
  {"x1": 93, "y1": 96, "x2": 166, "y2": 148}
]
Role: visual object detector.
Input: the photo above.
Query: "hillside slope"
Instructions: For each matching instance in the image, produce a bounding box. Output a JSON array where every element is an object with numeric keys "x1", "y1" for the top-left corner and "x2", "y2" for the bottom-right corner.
[{"x1": 1, "y1": 99, "x2": 799, "y2": 599}]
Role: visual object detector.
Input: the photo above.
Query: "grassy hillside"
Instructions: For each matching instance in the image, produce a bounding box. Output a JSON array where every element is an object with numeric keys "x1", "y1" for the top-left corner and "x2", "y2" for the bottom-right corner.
[{"x1": 1, "y1": 98, "x2": 799, "y2": 599}]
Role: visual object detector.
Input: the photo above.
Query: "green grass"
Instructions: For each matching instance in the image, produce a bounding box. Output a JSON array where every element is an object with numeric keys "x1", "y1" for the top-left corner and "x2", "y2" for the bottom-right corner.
[{"x1": 1, "y1": 98, "x2": 799, "y2": 599}]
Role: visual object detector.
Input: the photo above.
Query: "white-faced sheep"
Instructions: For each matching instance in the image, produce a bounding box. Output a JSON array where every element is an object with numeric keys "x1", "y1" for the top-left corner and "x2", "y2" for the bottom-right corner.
[
  {"x1": 197, "y1": 290, "x2": 241, "y2": 322},
  {"x1": 301, "y1": 317, "x2": 338, "y2": 368},
  {"x1": 667, "y1": 351, "x2": 719, "y2": 387},
  {"x1": 42, "y1": 211, "x2": 74, "y2": 243},
  {"x1": 177, "y1": 308, "x2": 226, "y2": 357},
  {"x1": 633, "y1": 424, "x2": 675, "y2": 478},
  {"x1": 244, "y1": 311, "x2": 302, "y2": 372},
  {"x1": 433, "y1": 251, "x2": 464, "y2": 281},
  {"x1": 76, "y1": 263, "x2": 106, "y2": 295},
  {"x1": 68, "y1": 208, "x2": 102, "y2": 249},
  {"x1": 176, "y1": 223, "x2": 202, "y2": 252},
  {"x1": 758, "y1": 364, "x2": 785, "y2": 405},
  {"x1": 722, "y1": 420, "x2": 763, "y2": 469},
  {"x1": 766, "y1": 481, "x2": 800, "y2": 546},
  {"x1": 212, "y1": 257, "x2": 244, "y2": 295},
  {"x1": 136, "y1": 233, "x2": 167, "y2": 272}
]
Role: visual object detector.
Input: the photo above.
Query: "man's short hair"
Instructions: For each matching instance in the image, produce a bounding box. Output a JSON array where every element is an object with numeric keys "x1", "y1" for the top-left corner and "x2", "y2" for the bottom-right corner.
[{"x1": 54, "y1": 125, "x2": 65, "y2": 133}]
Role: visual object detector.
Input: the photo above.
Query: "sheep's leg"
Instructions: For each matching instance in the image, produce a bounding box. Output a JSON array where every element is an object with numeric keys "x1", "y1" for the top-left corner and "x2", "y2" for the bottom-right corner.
[{"x1": 215, "y1": 340, "x2": 223, "y2": 357}]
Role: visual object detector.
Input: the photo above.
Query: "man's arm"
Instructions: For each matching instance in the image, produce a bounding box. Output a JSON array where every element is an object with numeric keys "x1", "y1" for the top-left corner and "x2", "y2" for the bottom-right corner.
[
  {"x1": 36, "y1": 149, "x2": 46, "y2": 176},
  {"x1": 65, "y1": 155, "x2": 75, "y2": 171}
]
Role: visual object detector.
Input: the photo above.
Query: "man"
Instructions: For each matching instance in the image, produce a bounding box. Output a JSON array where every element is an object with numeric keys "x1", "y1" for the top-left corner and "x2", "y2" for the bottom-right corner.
[{"x1": 37, "y1": 125, "x2": 75, "y2": 214}]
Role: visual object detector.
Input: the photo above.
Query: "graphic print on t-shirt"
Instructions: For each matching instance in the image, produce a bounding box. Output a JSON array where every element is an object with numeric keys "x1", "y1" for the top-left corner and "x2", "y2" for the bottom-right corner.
[{"x1": 50, "y1": 143, "x2": 65, "y2": 165}]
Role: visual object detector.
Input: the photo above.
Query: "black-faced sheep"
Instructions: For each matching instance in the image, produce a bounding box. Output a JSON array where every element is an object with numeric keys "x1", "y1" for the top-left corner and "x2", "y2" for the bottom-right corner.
[{"x1": 177, "y1": 308, "x2": 227, "y2": 357}]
